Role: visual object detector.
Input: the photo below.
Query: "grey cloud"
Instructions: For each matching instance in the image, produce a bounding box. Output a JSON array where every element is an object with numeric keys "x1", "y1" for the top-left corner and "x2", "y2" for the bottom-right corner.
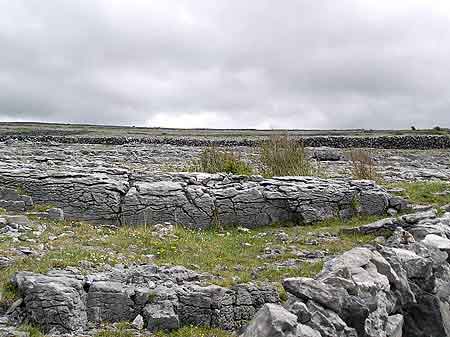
[{"x1": 0, "y1": 0, "x2": 449, "y2": 128}]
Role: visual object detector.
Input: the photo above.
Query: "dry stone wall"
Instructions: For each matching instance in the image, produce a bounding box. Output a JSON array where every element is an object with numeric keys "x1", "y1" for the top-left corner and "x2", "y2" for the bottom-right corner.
[{"x1": 1, "y1": 134, "x2": 450, "y2": 149}]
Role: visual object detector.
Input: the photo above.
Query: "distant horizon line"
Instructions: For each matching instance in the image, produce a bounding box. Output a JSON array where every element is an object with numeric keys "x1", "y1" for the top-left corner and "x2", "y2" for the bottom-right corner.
[{"x1": 0, "y1": 121, "x2": 447, "y2": 132}]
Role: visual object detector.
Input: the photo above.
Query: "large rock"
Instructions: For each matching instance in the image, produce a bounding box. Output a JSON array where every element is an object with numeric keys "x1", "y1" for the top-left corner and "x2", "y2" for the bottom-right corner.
[
  {"x1": 12, "y1": 272, "x2": 87, "y2": 333},
  {"x1": 143, "y1": 301, "x2": 179, "y2": 332},
  {"x1": 240, "y1": 304, "x2": 298, "y2": 337},
  {"x1": 0, "y1": 169, "x2": 401, "y2": 228},
  {"x1": 11, "y1": 265, "x2": 280, "y2": 333}
]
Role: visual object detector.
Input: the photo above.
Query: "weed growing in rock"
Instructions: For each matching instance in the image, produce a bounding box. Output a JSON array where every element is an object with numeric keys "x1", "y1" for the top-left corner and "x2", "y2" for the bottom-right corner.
[
  {"x1": 154, "y1": 325, "x2": 233, "y2": 337},
  {"x1": 188, "y1": 146, "x2": 252, "y2": 175},
  {"x1": 259, "y1": 135, "x2": 315, "y2": 177},
  {"x1": 349, "y1": 149, "x2": 380, "y2": 181}
]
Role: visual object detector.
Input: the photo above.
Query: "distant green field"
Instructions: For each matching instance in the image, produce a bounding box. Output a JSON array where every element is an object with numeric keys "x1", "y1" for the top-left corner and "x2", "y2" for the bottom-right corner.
[{"x1": 0, "y1": 121, "x2": 448, "y2": 139}]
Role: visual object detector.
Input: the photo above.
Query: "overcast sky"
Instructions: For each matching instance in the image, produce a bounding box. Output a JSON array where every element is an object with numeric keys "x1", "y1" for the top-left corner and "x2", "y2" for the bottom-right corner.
[{"x1": 1, "y1": 1, "x2": 449, "y2": 129}]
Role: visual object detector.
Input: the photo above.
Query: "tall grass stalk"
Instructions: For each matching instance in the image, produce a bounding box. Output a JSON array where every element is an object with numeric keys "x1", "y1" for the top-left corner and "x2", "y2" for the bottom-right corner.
[{"x1": 260, "y1": 135, "x2": 314, "y2": 177}]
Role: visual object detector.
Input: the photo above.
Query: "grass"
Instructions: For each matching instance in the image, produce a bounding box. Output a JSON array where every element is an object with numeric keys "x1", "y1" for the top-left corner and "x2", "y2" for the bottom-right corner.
[
  {"x1": 349, "y1": 149, "x2": 380, "y2": 182},
  {"x1": 155, "y1": 326, "x2": 233, "y2": 337},
  {"x1": 259, "y1": 135, "x2": 315, "y2": 177},
  {"x1": 188, "y1": 146, "x2": 252, "y2": 175},
  {"x1": 32, "y1": 203, "x2": 57, "y2": 212},
  {"x1": 0, "y1": 215, "x2": 381, "y2": 306},
  {"x1": 17, "y1": 324, "x2": 44, "y2": 337},
  {"x1": 94, "y1": 322, "x2": 134, "y2": 337},
  {"x1": 384, "y1": 181, "x2": 450, "y2": 207}
]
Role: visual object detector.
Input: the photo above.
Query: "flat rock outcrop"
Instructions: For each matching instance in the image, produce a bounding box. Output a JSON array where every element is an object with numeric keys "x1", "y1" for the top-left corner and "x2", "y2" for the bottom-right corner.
[
  {"x1": 9, "y1": 265, "x2": 279, "y2": 334},
  {"x1": 0, "y1": 169, "x2": 401, "y2": 228}
]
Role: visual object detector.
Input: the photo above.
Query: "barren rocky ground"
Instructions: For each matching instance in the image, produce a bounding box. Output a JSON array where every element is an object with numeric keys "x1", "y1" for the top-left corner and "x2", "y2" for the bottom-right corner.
[{"x1": 1, "y1": 124, "x2": 450, "y2": 337}]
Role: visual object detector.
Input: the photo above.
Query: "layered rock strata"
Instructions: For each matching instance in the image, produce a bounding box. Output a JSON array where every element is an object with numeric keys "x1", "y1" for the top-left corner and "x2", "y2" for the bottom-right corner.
[
  {"x1": 0, "y1": 171, "x2": 402, "y2": 228},
  {"x1": 9, "y1": 265, "x2": 279, "y2": 334}
]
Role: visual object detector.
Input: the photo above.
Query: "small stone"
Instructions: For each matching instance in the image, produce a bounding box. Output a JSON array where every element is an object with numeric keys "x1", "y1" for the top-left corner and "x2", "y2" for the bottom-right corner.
[
  {"x1": 290, "y1": 301, "x2": 311, "y2": 323},
  {"x1": 400, "y1": 230, "x2": 415, "y2": 245},
  {"x1": 132, "y1": 314, "x2": 144, "y2": 330},
  {"x1": 411, "y1": 204, "x2": 434, "y2": 212},
  {"x1": 47, "y1": 208, "x2": 64, "y2": 221},
  {"x1": 387, "y1": 208, "x2": 398, "y2": 216},
  {"x1": 18, "y1": 248, "x2": 33, "y2": 255},
  {"x1": 441, "y1": 204, "x2": 450, "y2": 212},
  {"x1": 237, "y1": 226, "x2": 250, "y2": 233},
  {"x1": 276, "y1": 232, "x2": 289, "y2": 243},
  {"x1": 6, "y1": 298, "x2": 23, "y2": 315}
]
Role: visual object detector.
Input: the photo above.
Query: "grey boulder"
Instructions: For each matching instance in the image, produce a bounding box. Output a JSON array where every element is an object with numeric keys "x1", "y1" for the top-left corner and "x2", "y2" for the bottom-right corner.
[{"x1": 240, "y1": 304, "x2": 298, "y2": 337}]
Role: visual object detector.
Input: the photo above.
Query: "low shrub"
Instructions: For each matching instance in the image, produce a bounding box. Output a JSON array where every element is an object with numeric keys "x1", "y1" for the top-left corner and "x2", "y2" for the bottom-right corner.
[
  {"x1": 259, "y1": 135, "x2": 314, "y2": 177},
  {"x1": 188, "y1": 147, "x2": 252, "y2": 175},
  {"x1": 349, "y1": 149, "x2": 379, "y2": 181}
]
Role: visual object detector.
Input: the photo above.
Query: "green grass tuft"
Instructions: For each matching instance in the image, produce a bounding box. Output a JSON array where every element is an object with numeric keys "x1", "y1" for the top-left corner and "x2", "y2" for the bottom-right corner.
[
  {"x1": 32, "y1": 203, "x2": 57, "y2": 212},
  {"x1": 17, "y1": 324, "x2": 44, "y2": 337},
  {"x1": 385, "y1": 181, "x2": 450, "y2": 206},
  {"x1": 155, "y1": 326, "x2": 233, "y2": 337},
  {"x1": 259, "y1": 135, "x2": 315, "y2": 177},
  {"x1": 188, "y1": 147, "x2": 252, "y2": 175}
]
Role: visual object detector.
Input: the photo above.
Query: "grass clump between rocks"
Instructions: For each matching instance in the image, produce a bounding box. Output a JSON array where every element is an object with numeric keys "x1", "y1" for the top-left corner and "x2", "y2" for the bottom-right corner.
[
  {"x1": 385, "y1": 181, "x2": 450, "y2": 207},
  {"x1": 188, "y1": 146, "x2": 252, "y2": 175},
  {"x1": 155, "y1": 325, "x2": 233, "y2": 337},
  {"x1": 259, "y1": 135, "x2": 315, "y2": 177},
  {"x1": 17, "y1": 324, "x2": 44, "y2": 337},
  {"x1": 349, "y1": 149, "x2": 380, "y2": 181}
]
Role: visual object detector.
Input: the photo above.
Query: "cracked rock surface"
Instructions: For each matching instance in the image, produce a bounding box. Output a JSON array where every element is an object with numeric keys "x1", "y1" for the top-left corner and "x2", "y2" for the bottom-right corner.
[
  {"x1": 9, "y1": 265, "x2": 279, "y2": 334},
  {"x1": 0, "y1": 140, "x2": 406, "y2": 227},
  {"x1": 0, "y1": 166, "x2": 399, "y2": 227}
]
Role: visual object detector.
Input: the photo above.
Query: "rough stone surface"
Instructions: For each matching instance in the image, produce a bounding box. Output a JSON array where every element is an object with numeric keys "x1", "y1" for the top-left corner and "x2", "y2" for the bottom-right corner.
[
  {"x1": 0, "y1": 168, "x2": 400, "y2": 228},
  {"x1": 243, "y1": 210, "x2": 450, "y2": 337},
  {"x1": 11, "y1": 265, "x2": 280, "y2": 333},
  {"x1": 239, "y1": 304, "x2": 298, "y2": 337}
]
